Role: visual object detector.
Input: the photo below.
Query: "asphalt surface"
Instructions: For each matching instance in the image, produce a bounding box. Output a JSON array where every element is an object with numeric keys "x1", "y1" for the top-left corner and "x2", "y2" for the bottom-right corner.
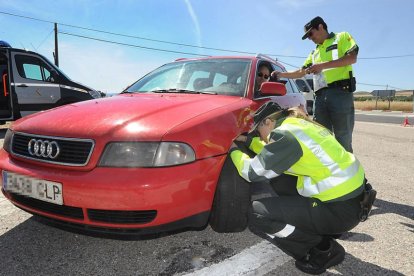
[
  {"x1": 0, "y1": 115, "x2": 413, "y2": 275},
  {"x1": 355, "y1": 110, "x2": 414, "y2": 125}
]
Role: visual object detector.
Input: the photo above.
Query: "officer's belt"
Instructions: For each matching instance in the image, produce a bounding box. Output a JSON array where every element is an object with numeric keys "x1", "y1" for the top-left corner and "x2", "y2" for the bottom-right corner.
[
  {"x1": 315, "y1": 79, "x2": 351, "y2": 95},
  {"x1": 327, "y1": 79, "x2": 351, "y2": 89}
]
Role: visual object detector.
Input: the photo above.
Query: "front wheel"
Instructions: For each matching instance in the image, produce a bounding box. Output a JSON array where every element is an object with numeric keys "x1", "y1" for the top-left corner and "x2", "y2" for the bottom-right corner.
[{"x1": 209, "y1": 155, "x2": 251, "y2": 233}]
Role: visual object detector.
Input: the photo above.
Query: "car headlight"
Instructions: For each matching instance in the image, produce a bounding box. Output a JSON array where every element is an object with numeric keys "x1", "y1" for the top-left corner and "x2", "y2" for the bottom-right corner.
[
  {"x1": 3, "y1": 129, "x2": 13, "y2": 153},
  {"x1": 98, "y1": 142, "x2": 195, "y2": 167},
  {"x1": 88, "y1": 90, "x2": 102, "y2": 99}
]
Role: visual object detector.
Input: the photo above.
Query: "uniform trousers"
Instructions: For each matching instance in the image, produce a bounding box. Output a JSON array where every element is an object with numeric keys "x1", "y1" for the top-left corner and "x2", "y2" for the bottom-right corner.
[
  {"x1": 313, "y1": 87, "x2": 355, "y2": 152},
  {"x1": 248, "y1": 174, "x2": 362, "y2": 260}
]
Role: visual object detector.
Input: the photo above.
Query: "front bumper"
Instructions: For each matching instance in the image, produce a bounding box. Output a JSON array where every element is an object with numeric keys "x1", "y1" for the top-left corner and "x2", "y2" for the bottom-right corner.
[{"x1": 0, "y1": 150, "x2": 227, "y2": 232}]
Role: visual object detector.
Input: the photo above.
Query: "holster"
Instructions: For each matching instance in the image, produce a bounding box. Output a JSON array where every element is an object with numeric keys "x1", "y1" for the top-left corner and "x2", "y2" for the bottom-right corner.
[
  {"x1": 359, "y1": 181, "x2": 377, "y2": 222},
  {"x1": 348, "y1": 71, "x2": 356, "y2": 92}
]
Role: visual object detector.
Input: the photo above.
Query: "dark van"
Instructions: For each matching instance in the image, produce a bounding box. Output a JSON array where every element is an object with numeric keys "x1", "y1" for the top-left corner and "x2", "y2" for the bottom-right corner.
[{"x1": 0, "y1": 42, "x2": 101, "y2": 123}]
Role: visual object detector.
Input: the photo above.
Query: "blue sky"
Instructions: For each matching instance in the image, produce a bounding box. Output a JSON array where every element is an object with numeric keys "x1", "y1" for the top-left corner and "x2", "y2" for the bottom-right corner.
[{"x1": 1, "y1": 0, "x2": 413, "y2": 93}]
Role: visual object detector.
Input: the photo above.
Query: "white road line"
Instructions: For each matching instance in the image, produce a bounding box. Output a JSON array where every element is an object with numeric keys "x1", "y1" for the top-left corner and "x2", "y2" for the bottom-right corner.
[{"x1": 181, "y1": 240, "x2": 291, "y2": 276}]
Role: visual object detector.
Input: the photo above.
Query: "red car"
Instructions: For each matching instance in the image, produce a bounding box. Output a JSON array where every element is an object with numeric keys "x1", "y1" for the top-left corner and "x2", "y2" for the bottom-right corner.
[{"x1": 1, "y1": 55, "x2": 305, "y2": 235}]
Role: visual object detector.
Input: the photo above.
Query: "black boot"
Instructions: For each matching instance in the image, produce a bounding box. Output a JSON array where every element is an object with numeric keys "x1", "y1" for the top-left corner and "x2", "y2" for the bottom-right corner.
[{"x1": 295, "y1": 238, "x2": 345, "y2": 275}]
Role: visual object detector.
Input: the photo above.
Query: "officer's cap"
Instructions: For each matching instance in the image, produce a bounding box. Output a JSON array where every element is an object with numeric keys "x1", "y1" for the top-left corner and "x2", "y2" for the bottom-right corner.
[
  {"x1": 249, "y1": 102, "x2": 283, "y2": 133},
  {"x1": 302, "y1": 16, "x2": 326, "y2": 40}
]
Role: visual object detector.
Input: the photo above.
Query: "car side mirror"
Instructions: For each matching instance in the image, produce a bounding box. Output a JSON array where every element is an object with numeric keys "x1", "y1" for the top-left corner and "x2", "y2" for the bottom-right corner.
[
  {"x1": 260, "y1": 82, "x2": 286, "y2": 96},
  {"x1": 295, "y1": 79, "x2": 310, "y2": 92}
]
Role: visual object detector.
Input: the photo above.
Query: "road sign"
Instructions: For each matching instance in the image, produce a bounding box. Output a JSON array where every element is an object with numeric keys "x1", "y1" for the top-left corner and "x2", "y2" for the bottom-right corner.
[{"x1": 371, "y1": 90, "x2": 396, "y2": 97}]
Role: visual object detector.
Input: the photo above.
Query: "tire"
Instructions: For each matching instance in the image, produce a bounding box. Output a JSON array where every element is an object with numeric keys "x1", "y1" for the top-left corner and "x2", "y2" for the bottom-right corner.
[{"x1": 209, "y1": 154, "x2": 251, "y2": 233}]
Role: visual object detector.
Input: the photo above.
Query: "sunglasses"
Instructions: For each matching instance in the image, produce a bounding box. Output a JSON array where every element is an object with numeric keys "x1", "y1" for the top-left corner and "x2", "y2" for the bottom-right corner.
[
  {"x1": 308, "y1": 28, "x2": 316, "y2": 38},
  {"x1": 257, "y1": 72, "x2": 270, "y2": 79}
]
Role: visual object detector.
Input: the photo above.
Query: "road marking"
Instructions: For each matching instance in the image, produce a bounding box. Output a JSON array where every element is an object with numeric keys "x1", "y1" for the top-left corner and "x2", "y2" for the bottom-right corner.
[{"x1": 182, "y1": 240, "x2": 291, "y2": 276}]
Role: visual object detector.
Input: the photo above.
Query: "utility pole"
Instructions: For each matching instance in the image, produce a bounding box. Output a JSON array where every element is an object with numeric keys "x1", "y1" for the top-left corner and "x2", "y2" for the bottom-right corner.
[{"x1": 54, "y1": 23, "x2": 59, "y2": 67}]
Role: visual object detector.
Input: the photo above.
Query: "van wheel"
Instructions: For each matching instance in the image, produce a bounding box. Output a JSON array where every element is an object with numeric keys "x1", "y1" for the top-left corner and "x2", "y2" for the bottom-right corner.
[{"x1": 209, "y1": 155, "x2": 251, "y2": 233}]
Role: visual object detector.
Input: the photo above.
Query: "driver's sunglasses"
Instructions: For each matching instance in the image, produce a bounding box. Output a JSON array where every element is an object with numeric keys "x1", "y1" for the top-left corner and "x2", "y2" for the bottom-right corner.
[{"x1": 257, "y1": 72, "x2": 270, "y2": 79}]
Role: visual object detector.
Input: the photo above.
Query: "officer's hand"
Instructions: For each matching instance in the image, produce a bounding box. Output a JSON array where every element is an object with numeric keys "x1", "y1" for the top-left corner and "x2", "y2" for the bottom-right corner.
[
  {"x1": 230, "y1": 142, "x2": 239, "y2": 150},
  {"x1": 307, "y1": 63, "x2": 325, "y2": 74},
  {"x1": 271, "y1": 71, "x2": 281, "y2": 80}
]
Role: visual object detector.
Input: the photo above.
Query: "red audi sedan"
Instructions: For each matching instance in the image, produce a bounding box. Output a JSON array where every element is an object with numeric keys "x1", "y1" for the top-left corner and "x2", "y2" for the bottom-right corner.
[{"x1": 1, "y1": 55, "x2": 305, "y2": 235}]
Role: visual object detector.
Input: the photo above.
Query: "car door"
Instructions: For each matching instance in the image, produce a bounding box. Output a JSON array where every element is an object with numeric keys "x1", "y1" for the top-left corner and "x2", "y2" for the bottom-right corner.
[
  {"x1": 0, "y1": 50, "x2": 12, "y2": 120},
  {"x1": 11, "y1": 52, "x2": 61, "y2": 116}
]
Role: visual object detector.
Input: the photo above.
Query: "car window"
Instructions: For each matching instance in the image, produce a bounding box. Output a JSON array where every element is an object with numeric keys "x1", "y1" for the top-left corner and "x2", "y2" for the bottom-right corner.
[
  {"x1": 15, "y1": 54, "x2": 53, "y2": 82},
  {"x1": 126, "y1": 59, "x2": 251, "y2": 97}
]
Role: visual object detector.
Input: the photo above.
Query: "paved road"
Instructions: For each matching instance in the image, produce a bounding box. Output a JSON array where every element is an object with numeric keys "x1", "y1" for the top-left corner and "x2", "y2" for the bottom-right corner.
[
  {"x1": 355, "y1": 110, "x2": 414, "y2": 125},
  {"x1": 0, "y1": 121, "x2": 413, "y2": 275}
]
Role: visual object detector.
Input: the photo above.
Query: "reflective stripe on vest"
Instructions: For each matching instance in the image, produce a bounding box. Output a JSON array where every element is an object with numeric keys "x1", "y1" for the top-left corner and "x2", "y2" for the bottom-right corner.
[
  {"x1": 241, "y1": 157, "x2": 279, "y2": 181},
  {"x1": 278, "y1": 122, "x2": 362, "y2": 199}
]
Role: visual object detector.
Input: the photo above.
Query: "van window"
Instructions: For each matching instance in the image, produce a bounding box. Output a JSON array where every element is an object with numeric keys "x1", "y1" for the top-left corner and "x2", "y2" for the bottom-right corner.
[{"x1": 15, "y1": 55, "x2": 52, "y2": 82}]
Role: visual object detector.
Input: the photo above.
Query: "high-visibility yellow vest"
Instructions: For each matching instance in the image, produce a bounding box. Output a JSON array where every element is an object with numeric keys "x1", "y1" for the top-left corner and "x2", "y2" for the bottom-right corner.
[
  {"x1": 231, "y1": 117, "x2": 365, "y2": 202},
  {"x1": 278, "y1": 117, "x2": 364, "y2": 201},
  {"x1": 303, "y1": 32, "x2": 358, "y2": 84}
]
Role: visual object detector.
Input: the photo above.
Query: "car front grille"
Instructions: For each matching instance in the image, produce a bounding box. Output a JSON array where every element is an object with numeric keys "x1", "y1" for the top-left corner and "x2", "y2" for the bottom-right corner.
[
  {"x1": 88, "y1": 209, "x2": 157, "y2": 224},
  {"x1": 11, "y1": 132, "x2": 94, "y2": 166},
  {"x1": 10, "y1": 192, "x2": 84, "y2": 219}
]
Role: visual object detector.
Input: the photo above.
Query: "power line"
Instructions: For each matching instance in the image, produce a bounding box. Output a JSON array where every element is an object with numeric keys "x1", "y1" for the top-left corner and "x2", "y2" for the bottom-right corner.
[
  {"x1": 2, "y1": 10, "x2": 410, "y2": 90},
  {"x1": 359, "y1": 54, "x2": 414, "y2": 59},
  {"x1": 59, "y1": 31, "x2": 210, "y2": 57},
  {"x1": 60, "y1": 31, "x2": 409, "y2": 90},
  {"x1": 0, "y1": 10, "x2": 302, "y2": 59},
  {"x1": 2, "y1": 10, "x2": 414, "y2": 60},
  {"x1": 357, "y1": 82, "x2": 408, "y2": 91}
]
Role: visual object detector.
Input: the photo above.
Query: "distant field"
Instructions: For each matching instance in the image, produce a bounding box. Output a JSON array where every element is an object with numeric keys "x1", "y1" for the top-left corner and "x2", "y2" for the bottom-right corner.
[
  {"x1": 354, "y1": 90, "x2": 413, "y2": 97},
  {"x1": 353, "y1": 90, "x2": 413, "y2": 112},
  {"x1": 354, "y1": 101, "x2": 413, "y2": 112}
]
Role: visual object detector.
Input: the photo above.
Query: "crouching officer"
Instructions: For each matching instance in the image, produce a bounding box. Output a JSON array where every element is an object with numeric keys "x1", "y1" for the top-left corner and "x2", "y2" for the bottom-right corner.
[{"x1": 230, "y1": 102, "x2": 375, "y2": 275}]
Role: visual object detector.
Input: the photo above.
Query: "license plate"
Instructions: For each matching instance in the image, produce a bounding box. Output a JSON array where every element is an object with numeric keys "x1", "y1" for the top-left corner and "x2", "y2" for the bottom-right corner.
[{"x1": 2, "y1": 171, "x2": 63, "y2": 205}]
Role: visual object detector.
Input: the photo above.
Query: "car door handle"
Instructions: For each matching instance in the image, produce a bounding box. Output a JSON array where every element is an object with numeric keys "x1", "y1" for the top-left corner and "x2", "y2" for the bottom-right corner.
[{"x1": 17, "y1": 84, "x2": 28, "y2": 88}]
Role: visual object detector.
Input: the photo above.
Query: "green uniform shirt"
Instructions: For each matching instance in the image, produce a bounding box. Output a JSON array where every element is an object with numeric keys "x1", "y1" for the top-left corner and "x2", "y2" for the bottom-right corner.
[{"x1": 303, "y1": 32, "x2": 358, "y2": 85}]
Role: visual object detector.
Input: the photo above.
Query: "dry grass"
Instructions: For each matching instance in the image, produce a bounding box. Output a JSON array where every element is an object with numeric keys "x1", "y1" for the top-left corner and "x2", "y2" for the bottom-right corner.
[{"x1": 355, "y1": 101, "x2": 413, "y2": 112}]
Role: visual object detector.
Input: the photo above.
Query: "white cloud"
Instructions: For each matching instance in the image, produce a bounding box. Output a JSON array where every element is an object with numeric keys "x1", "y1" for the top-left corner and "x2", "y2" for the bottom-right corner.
[{"x1": 184, "y1": 0, "x2": 203, "y2": 50}]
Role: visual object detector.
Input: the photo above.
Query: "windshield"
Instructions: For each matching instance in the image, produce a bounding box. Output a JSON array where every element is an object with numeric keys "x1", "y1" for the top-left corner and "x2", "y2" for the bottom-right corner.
[{"x1": 125, "y1": 58, "x2": 251, "y2": 97}]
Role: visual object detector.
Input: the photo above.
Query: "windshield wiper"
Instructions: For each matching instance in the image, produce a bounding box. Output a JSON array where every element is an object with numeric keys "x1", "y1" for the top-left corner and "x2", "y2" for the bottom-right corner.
[{"x1": 151, "y1": 89, "x2": 217, "y2": 95}]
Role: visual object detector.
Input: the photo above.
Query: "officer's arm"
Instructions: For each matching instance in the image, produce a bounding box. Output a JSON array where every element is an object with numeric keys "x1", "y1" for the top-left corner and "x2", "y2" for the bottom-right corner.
[
  {"x1": 308, "y1": 32, "x2": 359, "y2": 73},
  {"x1": 276, "y1": 51, "x2": 313, "y2": 79},
  {"x1": 319, "y1": 51, "x2": 357, "y2": 69},
  {"x1": 246, "y1": 135, "x2": 266, "y2": 154},
  {"x1": 230, "y1": 130, "x2": 303, "y2": 183},
  {"x1": 272, "y1": 68, "x2": 307, "y2": 80}
]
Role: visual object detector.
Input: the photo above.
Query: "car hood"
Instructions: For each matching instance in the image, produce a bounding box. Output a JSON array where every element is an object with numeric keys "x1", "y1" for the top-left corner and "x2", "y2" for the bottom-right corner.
[{"x1": 13, "y1": 93, "x2": 243, "y2": 141}]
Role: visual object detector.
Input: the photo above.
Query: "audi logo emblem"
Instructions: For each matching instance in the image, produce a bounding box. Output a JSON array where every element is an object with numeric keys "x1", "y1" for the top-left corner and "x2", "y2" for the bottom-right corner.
[{"x1": 28, "y1": 139, "x2": 60, "y2": 159}]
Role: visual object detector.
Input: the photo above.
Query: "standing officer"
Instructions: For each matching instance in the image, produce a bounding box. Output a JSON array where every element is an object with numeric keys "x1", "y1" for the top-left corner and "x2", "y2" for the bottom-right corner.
[
  {"x1": 272, "y1": 16, "x2": 358, "y2": 152},
  {"x1": 230, "y1": 101, "x2": 369, "y2": 275}
]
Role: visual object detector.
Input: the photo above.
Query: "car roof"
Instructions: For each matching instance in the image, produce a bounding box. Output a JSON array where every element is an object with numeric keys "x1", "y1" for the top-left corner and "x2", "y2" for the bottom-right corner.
[{"x1": 173, "y1": 55, "x2": 286, "y2": 70}]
